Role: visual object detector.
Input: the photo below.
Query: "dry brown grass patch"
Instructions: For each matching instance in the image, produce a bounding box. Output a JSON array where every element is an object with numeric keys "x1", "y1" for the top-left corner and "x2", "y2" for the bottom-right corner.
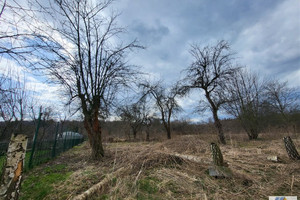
[{"x1": 20, "y1": 134, "x2": 300, "y2": 199}]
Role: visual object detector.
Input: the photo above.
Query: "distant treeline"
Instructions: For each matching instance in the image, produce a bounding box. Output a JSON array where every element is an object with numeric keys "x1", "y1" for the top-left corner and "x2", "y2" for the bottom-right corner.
[{"x1": 1, "y1": 111, "x2": 299, "y2": 142}]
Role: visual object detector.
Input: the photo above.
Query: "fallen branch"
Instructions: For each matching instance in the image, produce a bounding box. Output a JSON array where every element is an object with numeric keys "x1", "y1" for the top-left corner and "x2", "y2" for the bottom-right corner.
[
  {"x1": 156, "y1": 151, "x2": 210, "y2": 165},
  {"x1": 72, "y1": 167, "x2": 126, "y2": 200}
]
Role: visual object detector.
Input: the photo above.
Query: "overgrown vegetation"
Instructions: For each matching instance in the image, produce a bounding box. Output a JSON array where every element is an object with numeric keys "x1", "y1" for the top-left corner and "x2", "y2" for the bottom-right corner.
[{"x1": 18, "y1": 133, "x2": 300, "y2": 199}]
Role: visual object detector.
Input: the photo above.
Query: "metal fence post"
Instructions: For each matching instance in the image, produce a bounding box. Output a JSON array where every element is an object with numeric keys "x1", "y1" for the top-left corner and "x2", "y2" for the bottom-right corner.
[
  {"x1": 28, "y1": 109, "x2": 42, "y2": 169},
  {"x1": 52, "y1": 123, "x2": 59, "y2": 158}
]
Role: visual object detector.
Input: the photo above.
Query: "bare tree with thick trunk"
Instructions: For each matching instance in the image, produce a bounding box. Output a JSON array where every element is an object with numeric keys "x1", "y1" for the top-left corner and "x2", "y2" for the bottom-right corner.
[
  {"x1": 183, "y1": 40, "x2": 237, "y2": 144},
  {"x1": 6, "y1": 0, "x2": 142, "y2": 159}
]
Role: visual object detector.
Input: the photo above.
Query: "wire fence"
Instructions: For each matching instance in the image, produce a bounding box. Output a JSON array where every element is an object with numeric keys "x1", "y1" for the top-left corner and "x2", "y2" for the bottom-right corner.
[
  {"x1": 27, "y1": 133, "x2": 84, "y2": 169},
  {"x1": 0, "y1": 128, "x2": 84, "y2": 177}
]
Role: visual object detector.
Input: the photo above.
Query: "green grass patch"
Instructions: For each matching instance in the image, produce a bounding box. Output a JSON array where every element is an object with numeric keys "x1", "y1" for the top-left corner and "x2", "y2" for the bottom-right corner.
[
  {"x1": 72, "y1": 144, "x2": 83, "y2": 149},
  {"x1": 20, "y1": 164, "x2": 71, "y2": 200},
  {"x1": 44, "y1": 164, "x2": 67, "y2": 173},
  {"x1": 0, "y1": 156, "x2": 6, "y2": 166},
  {"x1": 0, "y1": 156, "x2": 6, "y2": 177},
  {"x1": 99, "y1": 194, "x2": 109, "y2": 200},
  {"x1": 138, "y1": 177, "x2": 159, "y2": 194},
  {"x1": 111, "y1": 177, "x2": 117, "y2": 187}
]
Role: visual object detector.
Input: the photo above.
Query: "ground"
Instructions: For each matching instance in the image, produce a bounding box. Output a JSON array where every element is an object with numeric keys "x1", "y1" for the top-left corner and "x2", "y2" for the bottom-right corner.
[{"x1": 19, "y1": 133, "x2": 300, "y2": 200}]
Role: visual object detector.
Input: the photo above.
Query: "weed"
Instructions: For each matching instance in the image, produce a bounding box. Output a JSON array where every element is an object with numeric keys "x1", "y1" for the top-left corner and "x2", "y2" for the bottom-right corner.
[{"x1": 111, "y1": 177, "x2": 117, "y2": 187}]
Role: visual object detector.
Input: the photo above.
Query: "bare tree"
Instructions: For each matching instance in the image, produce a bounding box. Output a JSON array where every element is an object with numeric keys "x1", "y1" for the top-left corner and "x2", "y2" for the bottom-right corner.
[
  {"x1": 0, "y1": 73, "x2": 14, "y2": 140},
  {"x1": 9, "y1": 0, "x2": 141, "y2": 159},
  {"x1": 0, "y1": 70, "x2": 29, "y2": 139},
  {"x1": 117, "y1": 100, "x2": 149, "y2": 140},
  {"x1": 264, "y1": 80, "x2": 300, "y2": 130},
  {"x1": 183, "y1": 40, "x2": 237, "y2": 144},
  {"x1": 141, "y1": 81, "x2": 182, "y2": 139},
  {"x1": 224, "y1": 68, "x2": 266, "y2": 140}
]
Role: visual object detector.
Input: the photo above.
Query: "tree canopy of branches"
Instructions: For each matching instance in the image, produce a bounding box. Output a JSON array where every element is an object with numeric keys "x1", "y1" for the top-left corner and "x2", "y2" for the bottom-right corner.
[
  {"x1": 0, "y1": 0, "x2": 45, "y2": 67},
  {"x1": 264, "y1": 80, "x2": 300, "y2": 130},
  {"x1": 141, "y1": 81, "x2": 182, "y2": 139},
  {"x1": 0, "y1": 70, "x2": 29, "y2": 139},
  {"x1": 183, "y1": 40, "x2": 237, "y2": 144},
  {"x1": 6, "y1": 0, "x2": 141, "y2": 159},
  {"x1": 224, "y1": 68, "x2": 266, "y2": 140}
]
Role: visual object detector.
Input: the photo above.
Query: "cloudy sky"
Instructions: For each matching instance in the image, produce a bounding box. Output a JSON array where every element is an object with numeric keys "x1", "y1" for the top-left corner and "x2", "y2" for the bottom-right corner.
[
  {"x1": 114, "y1": 0, "x2": 300, "y2": 84},
  {"x1": 1, "y1": 0, "x2": 300, "y2": 122},
  {"x1": 115, "y1": 0, "x2": 300, "y2": 121}
]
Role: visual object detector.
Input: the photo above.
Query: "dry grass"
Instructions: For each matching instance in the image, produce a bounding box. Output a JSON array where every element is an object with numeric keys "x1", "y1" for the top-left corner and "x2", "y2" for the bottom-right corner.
[{"x1": 20, "y1": 133, "x2": 300, "y2": 200}]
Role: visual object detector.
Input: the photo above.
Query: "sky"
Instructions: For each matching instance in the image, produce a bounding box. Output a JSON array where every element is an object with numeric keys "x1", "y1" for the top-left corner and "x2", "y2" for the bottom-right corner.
[
  {"x1": 1, "y1": 0, "x2": 300, "y2": 122},
  {"x1": 115, "y1": 0, "x2": 300, "y2": 121},
  {"x1": 114, "y1": 0, "x2": 300, "y2": 84}
]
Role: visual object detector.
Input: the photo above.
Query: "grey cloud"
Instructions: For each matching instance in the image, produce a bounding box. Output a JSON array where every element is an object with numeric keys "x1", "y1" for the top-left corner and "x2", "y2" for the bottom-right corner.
[
  {"x1": 233, "y1": 0, "x2": 300, "y2": 78},
  {"x1": 130, "y1": 20, "x2": 170, "y2": 45}
]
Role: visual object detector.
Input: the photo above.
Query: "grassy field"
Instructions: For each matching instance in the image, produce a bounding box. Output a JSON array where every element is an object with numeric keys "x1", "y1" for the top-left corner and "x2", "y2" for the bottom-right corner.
[{"x1": 19, "y1": 133, "x2": 300, "y2": 199}]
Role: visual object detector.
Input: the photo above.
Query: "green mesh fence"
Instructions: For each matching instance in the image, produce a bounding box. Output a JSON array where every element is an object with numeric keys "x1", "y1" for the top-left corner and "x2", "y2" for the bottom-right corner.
[
  {"x1": 27, "y1": 132, "x2": 84, "y2": 169},
  {"x1": 0, "y1": 132, "x2": 84, "y2": 176}
]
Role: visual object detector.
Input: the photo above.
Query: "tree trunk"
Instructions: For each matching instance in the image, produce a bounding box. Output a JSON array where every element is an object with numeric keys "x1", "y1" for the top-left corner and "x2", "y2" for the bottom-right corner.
[
  {"x1": 84, "y1": 115, "x2": 104, "y2": 160},
  {"x1": 283, "y1": 136, "x2": 300, "y2": 160},
  {"x1": 163, "y1": 121, "x2": 171, "y2": 139},
  {"x1": 146, "y1": 128, "x2": 150, "y2": 142},
  {"x1": 205, "y1": 92, "x2": 226, "y2": 144},
  {"x1": 243, "y1": 124, "x2": 259, "y2": 140},
  {"x1": 0, "y1": 134, "x2": 28, "y2": 200},
  {"x1": 240, "y1": 115, "x2": 260, "y2": 140},
  {"x1": 132, "y1": 129, "x2": 137, "y2": 140},
  {"x1": 210, "y1": 143, "x2": 224, "y2": 166},
  {"x1": 167, "y1": 126, "x2": 171, "y2": 139},
  {"x1": 212, "y1": 110, "x2": 226, "y2": 144},
  {"x1": 209, "y1": 143, "x2": 231, "y2": 178},
  {"x1": 247, "y1": 129, "x2": 259, "y2": 140}
]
